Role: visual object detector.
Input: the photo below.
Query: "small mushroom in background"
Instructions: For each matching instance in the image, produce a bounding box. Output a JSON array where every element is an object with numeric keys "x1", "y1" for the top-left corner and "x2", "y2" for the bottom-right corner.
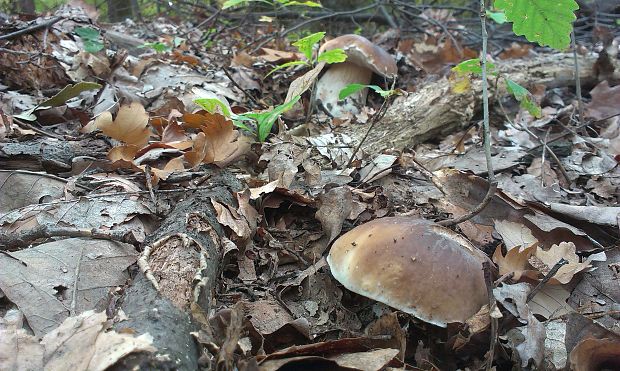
[
  {"x1": 315, "y1": 34, "x2": 397, "y2": 118},
  {"x1": 327, "y1": 216, "x2": 492, "y2": 327}
]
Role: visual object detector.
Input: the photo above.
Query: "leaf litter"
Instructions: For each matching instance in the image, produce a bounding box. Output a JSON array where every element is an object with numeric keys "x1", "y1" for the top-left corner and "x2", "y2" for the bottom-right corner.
[{"x1": 0, "y1": 3, "x2": 619, "y2": 370}]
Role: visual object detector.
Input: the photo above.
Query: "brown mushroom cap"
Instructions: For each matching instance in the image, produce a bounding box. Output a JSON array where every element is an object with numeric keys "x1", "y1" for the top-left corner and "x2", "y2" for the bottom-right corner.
[
  {"x1": 327, "y1": 217, "x2": 491, "y2": 327},
  {"x1": 319, "y1": 34, "x2": 397, "y2": 78}
]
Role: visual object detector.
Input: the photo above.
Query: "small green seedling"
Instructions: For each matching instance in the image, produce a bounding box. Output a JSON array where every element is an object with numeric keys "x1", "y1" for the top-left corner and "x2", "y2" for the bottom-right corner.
[
  {"x1": 339, "y1": 84, "x2": 398, "y2": 100},
  {"x1": 452, "y1": 57, "x2": 541, "y2": 118},
  {"x1": 140, "y1": 37, "x2": 184, "y2": 53},
  {"x1": 267, "y1": 32, "x2": 347, "y2": 77},
  {"x1": 74, "y1": 27, "x2": 104, "y2": 53},
  {"x1": 194, "y1": 95, "x2": 301, "y2": 142}
]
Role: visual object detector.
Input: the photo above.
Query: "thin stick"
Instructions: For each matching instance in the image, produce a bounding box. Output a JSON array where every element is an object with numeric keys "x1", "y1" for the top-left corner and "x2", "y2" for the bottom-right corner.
[
  {"x1": 526, "y1": 258, "x2": 568, "y2": 302},
  {"x1": 345, "y1": 93, "x2": 395, "y2": 168},
  {"x1": 222, "y1": 66, "x2": 263, "y2": 108},
  {"x1": 571, "y1": 29, "x2": 585, "y2": 125},
  {"x1": 439, "y1": 0, "x2": 495, "y2": 228},
  {"x1": 483, "y1": 261, "x2": 498, "y2": 371},
  {"x1": 0, "y1": 16, "x2": 63, "y2": 41}
]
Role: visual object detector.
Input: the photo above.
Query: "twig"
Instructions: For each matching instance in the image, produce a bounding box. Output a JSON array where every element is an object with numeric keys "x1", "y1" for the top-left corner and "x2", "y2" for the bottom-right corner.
[
  {"x1": 496, "y1": 99, "x2": 572, "y2": 185},
  {"x1": 0, "y1": 16, "x2": 63, "y2": 41},
  {"x1": 571, "y1": 29, "x2": 585, "y2": 125},
  {"x1": 439, "y1": 0, "x2": 495, "y2": 228},
  {"x1": 222, "y1": 66, "x2": 263, "y2": 108},
  {"x1": 345, "y1": 92, "x2": 395, "y2": 168},
  {"x1": 483, "y1": 261, "x2": 498, "y2": 371},
  {"x1": 0, "y1": 225, "x2": 137, "y2": 251},
  {"x1": 526, "y1": 258, "x2": 568, "y2": 302},
  {"x1": 438, "y1": 182, "x2": 498, "y2": 227}
]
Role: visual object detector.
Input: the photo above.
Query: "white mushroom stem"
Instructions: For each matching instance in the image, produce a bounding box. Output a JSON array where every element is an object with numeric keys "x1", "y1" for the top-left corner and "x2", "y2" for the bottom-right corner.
[{"x1": 315, "y1": 62, "x2": 373, "y2": 117}]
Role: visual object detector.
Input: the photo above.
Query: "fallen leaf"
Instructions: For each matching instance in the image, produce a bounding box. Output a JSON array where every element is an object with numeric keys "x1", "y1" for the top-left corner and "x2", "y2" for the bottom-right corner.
[
  {"x1": 534, "y1": 242, "x2": 591, "y2": 284},
  {"x1": 93, "y1": 102, "x2": 151, "y2": 147},
  {"x1": 492, "y1": 243, "x2": 538, "y2": 280},
  {"x1": 200, "y1": 114, "x2": 250, "y2": 167},
  {"x1": 585, "y1": 80, "x2": 620, "y2": 120}
]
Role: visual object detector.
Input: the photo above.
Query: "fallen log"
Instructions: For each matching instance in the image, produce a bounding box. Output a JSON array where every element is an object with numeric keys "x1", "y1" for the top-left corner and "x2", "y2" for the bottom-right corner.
[
  {"x1": 346, "y1": 53, "x2": 619, "y2": 156},
  {"x1": 112, "y1": 169, "x2": 243, "y2": 370}
]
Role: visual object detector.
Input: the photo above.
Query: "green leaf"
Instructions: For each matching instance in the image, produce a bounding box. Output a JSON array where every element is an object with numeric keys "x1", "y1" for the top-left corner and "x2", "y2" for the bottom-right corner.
[
  {"x1": 494, "y1": 0, "x2": 578, "y2": 50},
  {"x1": 240, "y1": 95, "x2": 301, "y2": 142},
  {"x1": 40, "y1": 82, "x2": 102, "y2": 108},
  {"x1": 338, "y1": 83, "x2": 367, "y2": 100},
  {"x1": 317, "y1": 48, "x2": 347, "y2": 64},
  {"x1": 75, "y1": 27, "x2": 104, "y2": 53},
  {"x1": 266, "y1": 60, "x2": 309, "y2": 77},
  {"x1": 505, "y1": 78, "x2": 542, "y2": 118},
  {"x1": 452, "y1": 58, "x2": 496, "y2": 76},
  {"x1": 140, "y1": 41, "x2": 171, "y2": 53},
  {"x1": 15, "y1": 81, "x2": 103, "y2": 121},
  {"x1": 194, "y1": 98, "x2": 232, "y2": 117},
  {"x1": 222, "y1": 0, "x2": 247, "y2": 9},
  {"x1": 486, "y1": 10, "x2": 507, "y2": 24},
  {"x1": 278, "y1": 0, "x2": 323, "y2": 7},
  {"x1": 292, "y1": 32, "x2": 325, "y2": 61},
  {"x1": 74, "y1": 27, "x2": 100, "y2": 40},
  {"x1": 83, "y1": 40, "x2": 104, "y2": 53},
  {"x1": 338, "y1": 84, "x2": 395, "y2": 100}
]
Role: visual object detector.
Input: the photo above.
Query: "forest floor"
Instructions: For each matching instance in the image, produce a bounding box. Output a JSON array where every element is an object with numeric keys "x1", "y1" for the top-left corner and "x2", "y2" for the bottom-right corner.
[{"x1": 0, "y1": 2, "x2": 619, "y2": 370}]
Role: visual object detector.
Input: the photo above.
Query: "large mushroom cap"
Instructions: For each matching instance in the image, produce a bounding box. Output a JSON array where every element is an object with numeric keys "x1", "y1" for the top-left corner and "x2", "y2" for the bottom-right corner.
[
  {"x1": 319, "y1": 34, "x2": 397, "y2": 78},
  {"x1": 327, "y1": 217, "x2": 491, "y2": 327}
]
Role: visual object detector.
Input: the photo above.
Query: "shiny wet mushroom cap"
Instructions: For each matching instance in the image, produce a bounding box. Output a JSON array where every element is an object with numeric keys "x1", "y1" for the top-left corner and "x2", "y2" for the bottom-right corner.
[
  {"x1": 327, "y1": 216, "x2": 491, "y2": 327},
  {"x1": 315, "y1": 34, "x2": 397, "y2": 117}
]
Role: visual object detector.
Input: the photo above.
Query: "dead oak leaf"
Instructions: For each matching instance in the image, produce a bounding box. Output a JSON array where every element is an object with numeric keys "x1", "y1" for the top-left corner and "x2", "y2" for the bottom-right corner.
[
  {"x1": 534, "y1": 242, "x2": 591, "y2": 284},
  {"x1": 200, "y1": 115, "x2": 250, "y2": 167},
  {"x1": 493, "y1": 243, "x2": 538, "y2": 280},
  {"x1": 144, "y1": 156, "x2": 185, "y2": 183},
  {"x1": 94, "y1": 102, "x2": 151, "y2": 147},
  {"x1": 184, "y1": 132, "x2": 208, "y2": 168}
]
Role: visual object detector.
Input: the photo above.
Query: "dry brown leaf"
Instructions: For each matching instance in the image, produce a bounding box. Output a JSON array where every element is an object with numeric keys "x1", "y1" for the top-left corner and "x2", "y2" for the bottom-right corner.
[
  {"x1": 184, "y1": 132, "x2": 208, "y2": 168},
  {"x1": 108, "y1": 145, "x2": 140, "y2": 163},
  {"x1": 498, "y1": 42, "x2": 533, "y2": 60},
  {"x1": 147, "y1": 156, "x2": 185, "y2": 182},
  {"x1": 492, "y1": 243, "x2": 538, "y2": 280},
  {"x1": 161, "y1": 119, "x2": 189, "y2": 144},
  {"x1": 200, "y1": 115, "x2": 250, "y2": 167},
  {"x1": 585, "y1": 81, "x2": 620, "y2": 120},
  {"x1": 211, "y1": 199, "x2": 252, "y2": 241},
  {"x1": 259, "y1": 47, "x2": 303, "y2": 63},
  {"x1": 94, "y1": 102, "x2": 151, "y2": 147},
  {"x1": 534, "y1": 242, "x2": 591, "y2": 284}
]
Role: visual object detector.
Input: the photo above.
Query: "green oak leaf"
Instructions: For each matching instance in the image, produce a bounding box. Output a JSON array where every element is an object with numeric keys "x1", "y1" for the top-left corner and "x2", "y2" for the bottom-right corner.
[
  {"x1": 339, "y1": 84, "x2": 395, "y2": 100},
  {"x1": 317, "y1": 48, "x2": 347, "y2": 64},
  {"x1": 505, "y1": 78, "x2": 542, "y2": 118},
  {"x1": 494, "y1": 0, "x2": 579, "y2": 50},
  {"x1": 292, "y1": 32, "x2": 325, "y2": 61},
  {"x1": 452, "y1": 58, "x2": 496, "y2": 76},
  {"x1": 266, "y1": 60, "x2": 309, "y2": 77}
]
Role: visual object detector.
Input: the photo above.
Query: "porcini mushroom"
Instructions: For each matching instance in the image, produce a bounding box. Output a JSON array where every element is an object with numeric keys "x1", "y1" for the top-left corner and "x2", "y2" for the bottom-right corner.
[
  {"x1": 327, "y1": 217, "x2": 491, "y2": 327},
  {"x1": 315, "y1": 34, "x2": 397, "y2": 117}
]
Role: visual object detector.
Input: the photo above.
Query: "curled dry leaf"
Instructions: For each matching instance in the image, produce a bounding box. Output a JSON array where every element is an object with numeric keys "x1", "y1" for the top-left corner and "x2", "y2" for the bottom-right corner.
[
  {"x1": 93, "y1": 102, "x2": 151, "y2": 147},
  {"x1": 493, "y1": 243, "x2": 538, "y2": 281},
  {"x1": 201, "y1": 122, "x2": 250, "y2": 167}
]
